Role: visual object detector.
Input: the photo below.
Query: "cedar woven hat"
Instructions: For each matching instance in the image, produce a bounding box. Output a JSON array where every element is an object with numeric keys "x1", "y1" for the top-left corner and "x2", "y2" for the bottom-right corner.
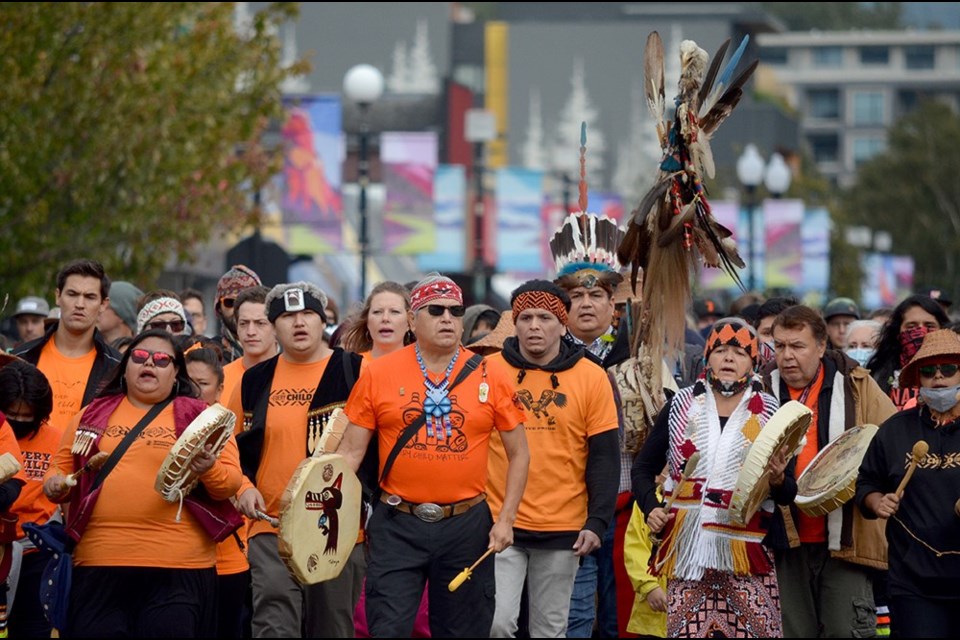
[
  {"x1": 899, "y1": 329, "x2": 960, "y2": 388},
  {"x1": 467, "y1": 309, "x2": 514, "y2": 353}
]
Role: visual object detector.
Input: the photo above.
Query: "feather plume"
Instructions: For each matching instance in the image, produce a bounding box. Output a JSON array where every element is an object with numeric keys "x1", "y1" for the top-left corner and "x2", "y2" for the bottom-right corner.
[
  {"x1": 644, "y1": 32, "x2": 667, "y2": 148},
  {"x1": 698, "y1": 35, "x2": 750, "y2": 120}
]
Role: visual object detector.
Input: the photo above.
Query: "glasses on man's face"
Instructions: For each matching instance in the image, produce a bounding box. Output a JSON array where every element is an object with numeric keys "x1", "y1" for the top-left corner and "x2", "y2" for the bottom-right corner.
[
  {"x1": 146, "y1": 320, "x2": 185, "y2": 333},
  {"x1": 424, "y1": 304, "x2": 466, "y2": 318},
  {"x1": 919, "y1": 363, "x2": 960, "y2": 379},
  {"x1": 130, "y1": 348, "x2": 174, "y2": 368},
  {"x1": 220, "y1": 297, "x2": 236, "y2": 310}
]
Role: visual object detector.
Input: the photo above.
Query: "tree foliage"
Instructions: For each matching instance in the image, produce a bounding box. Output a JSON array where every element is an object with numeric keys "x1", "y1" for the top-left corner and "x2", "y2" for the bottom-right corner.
[
  {"x1": 760, "y1": 2, "x2": 903, "y2": 31},
  {"x1": 841, "y1": 101, "x2": 960, "y2": 295},
  {"x1": 0, "y1": 2, "x2": 305, "y2": 298}
]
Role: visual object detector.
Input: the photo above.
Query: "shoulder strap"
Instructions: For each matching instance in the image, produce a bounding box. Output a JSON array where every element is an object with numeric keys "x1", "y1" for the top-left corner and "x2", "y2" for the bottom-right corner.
[
  {"x1": 91, "y1": 397, "x2": 172, "y2": 492},
  {"x1": 378, "y1": 353, "x2": 483, "y2": 489}
]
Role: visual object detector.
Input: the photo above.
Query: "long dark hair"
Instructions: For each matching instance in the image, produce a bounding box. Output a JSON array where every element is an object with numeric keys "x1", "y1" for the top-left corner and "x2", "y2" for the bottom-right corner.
[
  {"x1": 866, "y1": 294, "x2": 950, "y2": 390},
  {"x1": 99, "y1": 329, "x2": 199, "y2": 400},
  {"x1": 0, "y1": 359, "x2": 53, "y2": 439}
]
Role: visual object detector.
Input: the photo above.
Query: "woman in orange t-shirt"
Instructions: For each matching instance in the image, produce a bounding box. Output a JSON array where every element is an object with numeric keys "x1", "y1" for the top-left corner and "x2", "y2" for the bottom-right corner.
[
  {"x1": 43, "y1": 329, "x2": 243, "y2": 637},
  {"x1": 0, "y1": 358, "x2": 60, "y2": 638}
]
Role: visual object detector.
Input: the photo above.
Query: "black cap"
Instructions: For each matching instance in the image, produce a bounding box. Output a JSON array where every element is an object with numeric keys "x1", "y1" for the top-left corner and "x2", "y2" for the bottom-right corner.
[
  {"x1": 921, "y1": 287, "x2": 953, "y2": 307},
  {"x1": 694, "y1": 297, "x2": 725, "y2": 320}
]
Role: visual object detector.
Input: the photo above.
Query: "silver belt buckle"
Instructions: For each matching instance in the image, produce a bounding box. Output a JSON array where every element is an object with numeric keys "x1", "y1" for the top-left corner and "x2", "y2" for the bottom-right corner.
[{"x1": 413, "y1": 502, "x2": 444, "y2": 522}]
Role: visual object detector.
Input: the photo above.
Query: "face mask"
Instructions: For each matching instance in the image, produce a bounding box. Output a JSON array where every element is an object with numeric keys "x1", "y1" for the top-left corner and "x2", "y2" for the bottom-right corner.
[
  {"x1": 5, "y1": 418, "x2": 39, "y2": 439},
  {"x1": 919, "y1": 384, "x2": 960, "y2": 413},
  {"x1": 900, "y1": 326, "x2": 931, "y2": 367},
  {"x1": 846, "y1": 347, "x2": 875, "y2": 368}
]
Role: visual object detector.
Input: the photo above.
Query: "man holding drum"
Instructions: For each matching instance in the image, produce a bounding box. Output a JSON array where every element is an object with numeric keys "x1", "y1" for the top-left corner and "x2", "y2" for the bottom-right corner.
[
  {"x1": 337, "y1": 273, "x2": 530, "y2": 638},
  {"x1": 229, "y1": 282, "x2": 366, "y2": 638},
  {"x1": 763, "y1": 305, "x2": 895, "y2": 637}
]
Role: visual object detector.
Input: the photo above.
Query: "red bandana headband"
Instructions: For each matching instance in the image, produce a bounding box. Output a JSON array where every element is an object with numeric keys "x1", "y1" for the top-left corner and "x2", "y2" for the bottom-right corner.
[
  {"x1": 410, "y1": 279, "x2": 463, "y2": 312},
  {"x1": 512, "y1": 291, "x2": 568, "y2": 325}
]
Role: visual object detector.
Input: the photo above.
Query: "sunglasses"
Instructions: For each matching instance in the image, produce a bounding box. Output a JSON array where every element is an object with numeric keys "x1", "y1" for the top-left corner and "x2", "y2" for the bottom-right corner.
[
  {"x1": 130, "y1": 348, "x2": 174, "y2": 368},
  {"x1": 146, "y1": 320, "x2": 185, "y2": 333},
  {"x1": 919, "y1": 363, "x2": 960, "y2": 378},
  {"x1": 220, "y1": 297, "x2": 236, "y2": 309},
  {"x1": 424, "y1": 304, "x2": 466, "y2": 318}
]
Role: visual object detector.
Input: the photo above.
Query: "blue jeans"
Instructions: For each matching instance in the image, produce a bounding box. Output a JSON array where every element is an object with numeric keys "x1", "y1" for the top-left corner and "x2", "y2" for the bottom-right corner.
[{"x1": 566, "y1": 526, "x2": 618, "y2": 638}]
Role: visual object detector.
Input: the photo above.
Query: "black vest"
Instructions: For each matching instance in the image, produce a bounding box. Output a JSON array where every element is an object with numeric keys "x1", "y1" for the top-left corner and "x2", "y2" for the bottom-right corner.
[{"x1": 235, "y1": 348, "x2": 378, "y2": 497}]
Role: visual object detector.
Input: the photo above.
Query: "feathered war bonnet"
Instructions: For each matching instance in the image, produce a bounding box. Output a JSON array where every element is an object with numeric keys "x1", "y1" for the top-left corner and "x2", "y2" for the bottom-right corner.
[{"x1": 550, "y1": 123, "x2": 626, "y2": 295}]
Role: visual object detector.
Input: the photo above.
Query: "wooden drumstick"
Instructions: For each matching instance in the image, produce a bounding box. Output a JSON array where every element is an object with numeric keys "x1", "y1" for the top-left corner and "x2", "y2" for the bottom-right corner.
[
  {"x1": 255, "y1": 509, "x2": 279, "y2": 528},
  {"x1": 663, "y1": 451, "x2": 701, "y2": 514},
  {"x1": 896, "y1": 441, "x2": 929, "y2": 498},
  {"x1": 64, "y1": 451, "x2": 110, "y2": 487},
  {"x1": 448, "y1": 548, "x2": 495, "y2": 592}
]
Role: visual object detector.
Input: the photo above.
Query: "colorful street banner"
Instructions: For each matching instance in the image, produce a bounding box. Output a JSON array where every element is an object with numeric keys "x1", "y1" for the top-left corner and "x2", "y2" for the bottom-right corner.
[
  {"x1": 279, "y1": 95, "x2": 343, "y2": 253},
  {"x1": 495, "y1": 167, "x2": 545, "y2": 275},
  {"x1": 417, "y1": 165, "x2": 467, "y2": 272},
  {"x1": 862, "y1": 253, "x2": 915, "y2": 310},
  {"x1": 763, "y1": 199, "x2": 804, "y2": 290},
  {"x1": 381, "y1": 132, "x2": 437, "y2": 255},
  {"x1": 802, "y1": 208, "x2": 830, "y2": 295}
]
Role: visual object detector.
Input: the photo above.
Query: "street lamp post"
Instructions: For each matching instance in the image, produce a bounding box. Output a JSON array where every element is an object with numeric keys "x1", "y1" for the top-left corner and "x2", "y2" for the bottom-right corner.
[
  {"x1": 465, "y1": 109, "x2": 496, "y2": 304},
  {"x1": 343, "y1": 64, "x2": 384, "y2": 302},
  {"x1": 764, "y1": 152, "x2": 792, "y2": 199},
  {"x1": 736, "y1": 144, "x2": 765, "y2": 292}
]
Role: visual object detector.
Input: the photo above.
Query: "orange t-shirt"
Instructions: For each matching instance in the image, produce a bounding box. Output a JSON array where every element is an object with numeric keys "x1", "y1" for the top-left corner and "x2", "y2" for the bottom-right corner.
[
  {"x1": 37, "y1": 339, "x2": 97, "y2": 429},
  {"x1": 47, "y1": 398, "x2": 243, "y2": 568},
  {"x1": 0, "y1": 420, "x2": 27, "y2": 485},
  {"x1": 788, "y1": 366, "x2": 827, "y2": 543},
  {"x1": 344, "y1": 345, "x2": 525, "y2": 505},
  {"x1": 12, "y1": 422, "x2": 63, "y2": 539},
  {"x1": 486, "y1": 354, "x2": 616, "y2": 532},
  {"x1": 221, "y1": 359, "x2": 246, "y2": 413},
  {"x1": 228, "y1": 356, "x2": 333, "y2": 540}
]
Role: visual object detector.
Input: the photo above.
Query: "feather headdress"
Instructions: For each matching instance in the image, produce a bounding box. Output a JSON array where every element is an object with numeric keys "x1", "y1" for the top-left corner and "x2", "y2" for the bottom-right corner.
[
  {"x1": 618, "y1": 31, "x2": 757, "y2": 359},
  {"x1": 551, "y1": 123, "x2": 626, "y2": 294}
]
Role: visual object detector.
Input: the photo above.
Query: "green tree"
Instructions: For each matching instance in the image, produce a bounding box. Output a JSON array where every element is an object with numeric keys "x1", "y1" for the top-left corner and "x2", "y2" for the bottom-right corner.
[
  {"x1": 842, "y1": 100, "x2": 960, "y2": 296},
  {"x1": 0, "y1": 2, "x2": 305, "y2": 299},
  {"x1": 760, "y1": 2, "x2": 903, "y2": 31}
]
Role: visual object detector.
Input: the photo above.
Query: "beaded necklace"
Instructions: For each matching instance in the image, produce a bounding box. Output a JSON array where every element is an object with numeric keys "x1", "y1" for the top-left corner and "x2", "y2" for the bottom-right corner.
[{"x1": 416, "y1": 343, "x2": 461, "y2": 439}]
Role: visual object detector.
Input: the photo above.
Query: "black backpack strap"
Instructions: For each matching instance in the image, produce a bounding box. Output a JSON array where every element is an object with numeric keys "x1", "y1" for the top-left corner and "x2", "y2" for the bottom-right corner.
[
  {"x1": 377, "y1": 353, "x2": 483, "y2": 490},
  {"x1": 91, "y1": 397, "x2": 172, "y2": 492}
]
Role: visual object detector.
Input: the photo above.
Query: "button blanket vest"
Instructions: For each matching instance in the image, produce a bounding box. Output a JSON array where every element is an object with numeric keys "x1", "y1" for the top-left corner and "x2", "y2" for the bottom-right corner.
[{"x1": 236, "y1": 348, "x2": 377, "y2": 498}]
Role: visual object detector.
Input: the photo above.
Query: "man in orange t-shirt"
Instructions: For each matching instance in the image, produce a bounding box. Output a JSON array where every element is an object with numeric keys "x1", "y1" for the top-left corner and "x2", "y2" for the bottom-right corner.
[
  {"x1": 12, "y1": 259, "x2": 121, "y2": 428},
  {"x1": 339, "y1": 274, "x2": 530, "y2": 638},
  {"x1": 486, "y1": 280, "x2": 619, "y2": 638},
  {"x1": 762, "y1": 304, "x2": 895, "y2": 637},
  {"x1": 230, "y1": 282, "x2": 364, "y2": 638},
  {"x1": 220, "y1": 285, "x2": 276, "y2": 405}
]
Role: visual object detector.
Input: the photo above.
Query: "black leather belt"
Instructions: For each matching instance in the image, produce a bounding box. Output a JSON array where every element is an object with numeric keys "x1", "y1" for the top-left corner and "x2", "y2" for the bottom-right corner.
[{"x1": 380, "y1": 493, "x2": 486, "y2": 523}]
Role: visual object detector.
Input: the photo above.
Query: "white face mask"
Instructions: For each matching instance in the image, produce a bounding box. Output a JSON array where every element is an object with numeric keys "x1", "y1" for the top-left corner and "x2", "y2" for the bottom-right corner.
[
  {"x1": 919, "y1": 384, "x2": 960, "y2": 413},
  {"x1": 845, "y1": 347, "x2": 875, "y2": 368}
]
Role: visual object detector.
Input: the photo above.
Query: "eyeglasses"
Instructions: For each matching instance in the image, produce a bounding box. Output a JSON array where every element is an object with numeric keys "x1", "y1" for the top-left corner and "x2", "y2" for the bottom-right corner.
[
  {"x1": 424, "y1": 304, "x2": 466, "y2": 318},
  {"x1": 130, "y1": 348, "x2": 174, "y2": 368},
  {"x1": 220, "y1": 297, "x2": 236, "y2": 309},
  {"x1": 146, "y1": 320, "x2": 185, "y2": 333},
  {"x1": 919, "y1": 363, "x2": 960, "y2": 378}
]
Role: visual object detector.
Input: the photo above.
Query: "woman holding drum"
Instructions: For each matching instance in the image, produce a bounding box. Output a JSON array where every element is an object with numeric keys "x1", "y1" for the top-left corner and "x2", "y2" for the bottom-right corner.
[
  {"x1": 632, "y1": 318, "x2": 794, "y2": 637},
  {"x1": 858, "y1": 328, "x2": 960, "y2": 637},
  {"x1": 43, "y1": 329, "x2": 243, "y2": 637}
]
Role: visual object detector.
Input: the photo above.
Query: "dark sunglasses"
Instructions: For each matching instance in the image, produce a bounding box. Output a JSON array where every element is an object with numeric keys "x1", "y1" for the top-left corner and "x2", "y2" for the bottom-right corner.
[
  {"x1": 220, "y1": 297, "x2": 236, "y2": 309},
  {"x1": 130, "y1": 348, "x2": 174, "y2": 368},
  {"x1": 146, "y1": 320, "x2": 185, "y2": 333},
  {"x1": 919, "y1": 363, "x2": 960, "y2": 378},
  {"x1": 425, "y1": 304, "x2": 466, "y2": 318}
]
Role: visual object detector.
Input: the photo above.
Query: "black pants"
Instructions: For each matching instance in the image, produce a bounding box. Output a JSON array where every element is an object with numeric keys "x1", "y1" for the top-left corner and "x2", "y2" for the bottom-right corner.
[
  {"x1": 9, "y1": 550, "x2": 53, "y2": 638},
  {"x1": 889, "y1": 594, "x2": 960, "y2": 638},
  {"x1": 217, "y1": 570, "x2": 251, "y2": 638},
  {"x1": 365, "y1": 500, "x2": 495, "y2": 638},
  {"x1": 63, "y1": 565, "x2": 217, "y2": 638}
]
